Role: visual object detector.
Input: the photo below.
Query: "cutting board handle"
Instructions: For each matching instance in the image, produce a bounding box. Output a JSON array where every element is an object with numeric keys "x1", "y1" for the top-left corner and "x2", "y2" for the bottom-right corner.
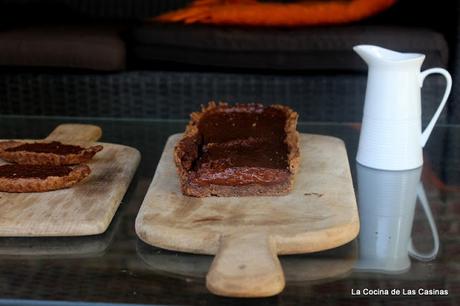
[
  {"x1": 206, "y1": 233, "x2": 285, "y2": 297},
  {"x1": 45, "y1": 124, "x2": 102, "y2": 143}
]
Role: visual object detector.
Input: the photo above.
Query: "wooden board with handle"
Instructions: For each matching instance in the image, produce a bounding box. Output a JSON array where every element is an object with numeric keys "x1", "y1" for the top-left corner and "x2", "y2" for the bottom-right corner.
[
  {"x1": 0, "y1": 124, "x2": 140, "y2": 237},
  {"x1": 135, "y1": 133, "x2": 359, "y2": 298}
]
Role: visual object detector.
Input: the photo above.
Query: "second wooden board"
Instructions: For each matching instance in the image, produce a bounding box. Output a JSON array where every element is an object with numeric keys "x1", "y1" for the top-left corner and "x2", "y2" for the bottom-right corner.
[
  {"x1": 0, "y1": 124, "x2": 141, "y2": 237},
  {"x1": 136, "y1": 133, "x2": 359, "y2": 298}
]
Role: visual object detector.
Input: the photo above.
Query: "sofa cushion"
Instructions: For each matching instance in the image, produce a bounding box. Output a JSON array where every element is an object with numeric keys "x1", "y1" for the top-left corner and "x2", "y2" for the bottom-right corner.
[
  {"x1": 132, "y1": 24, "x2": 448, "y2": 71},
  {"x1": 0, "y1": 25, "x2": 126, "y2": 71}
]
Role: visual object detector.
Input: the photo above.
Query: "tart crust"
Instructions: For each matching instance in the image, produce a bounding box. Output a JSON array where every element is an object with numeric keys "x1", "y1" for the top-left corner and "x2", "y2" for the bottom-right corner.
[{"x1": 174, "y1": 102, "x2": 300, "y2": 197}]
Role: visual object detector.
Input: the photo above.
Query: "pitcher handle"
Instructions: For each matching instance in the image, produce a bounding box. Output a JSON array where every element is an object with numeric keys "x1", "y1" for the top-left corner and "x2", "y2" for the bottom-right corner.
[
  {"x1": 420, "y1": 68, "x2": 452, "y2": 147},
  {"x1": 408, "y1": 183, "x2": 440, "y2": 261}
]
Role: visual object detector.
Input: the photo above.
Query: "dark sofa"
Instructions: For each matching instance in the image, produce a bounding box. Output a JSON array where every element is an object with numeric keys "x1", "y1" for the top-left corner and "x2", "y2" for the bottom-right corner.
[{"x1": 0, "y1": 0, "x2": 457, "y2": 124}]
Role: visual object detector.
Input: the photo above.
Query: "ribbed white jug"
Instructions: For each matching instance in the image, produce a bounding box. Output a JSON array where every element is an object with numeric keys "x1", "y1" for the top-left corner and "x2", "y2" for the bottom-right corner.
[{"x1": 354, "y1": 45, "x2": 452, "y2": 170}]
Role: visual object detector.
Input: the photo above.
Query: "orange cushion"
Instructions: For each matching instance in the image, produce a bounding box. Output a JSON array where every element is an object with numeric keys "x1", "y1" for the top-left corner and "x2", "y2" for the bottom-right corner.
[{"x1": 155, "y1": 0, "x2": 397, "y2": 27}]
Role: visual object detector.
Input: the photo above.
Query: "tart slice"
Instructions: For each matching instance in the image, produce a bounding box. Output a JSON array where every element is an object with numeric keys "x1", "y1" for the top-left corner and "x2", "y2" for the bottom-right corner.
[
  {"x1": 0, "y1": 141, "x2": 103, "y2": 165},
  {"x1": 0, "y1": 164, "x2": 91, "y2": 193},
  {"x1": 174, "y1": 102, "x2": 300, "y2": 197}
]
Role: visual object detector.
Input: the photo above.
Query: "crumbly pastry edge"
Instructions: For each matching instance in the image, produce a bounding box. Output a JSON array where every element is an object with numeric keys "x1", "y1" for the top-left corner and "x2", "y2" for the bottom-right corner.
[{"x1": 174, "y1": 102, "x2": 300, "y2": 197}]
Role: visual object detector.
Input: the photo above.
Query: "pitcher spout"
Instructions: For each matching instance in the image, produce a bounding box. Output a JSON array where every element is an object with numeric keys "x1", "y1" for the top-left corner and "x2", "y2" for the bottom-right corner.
[
  {"x1": 353, "y1": 45, "x2": 425, "y2": 66},
  {"x1": 353, "y1": 45, "x2": 380, "y2": 65}
]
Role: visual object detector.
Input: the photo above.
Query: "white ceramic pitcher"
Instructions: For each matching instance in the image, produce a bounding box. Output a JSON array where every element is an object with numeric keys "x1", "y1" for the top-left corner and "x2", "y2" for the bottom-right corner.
[{"x1": 354, "y1": 45, "x2": 452, "y2": 170}]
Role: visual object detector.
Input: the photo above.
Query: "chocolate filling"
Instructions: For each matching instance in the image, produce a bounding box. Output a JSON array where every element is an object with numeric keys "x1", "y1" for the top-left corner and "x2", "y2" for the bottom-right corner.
[
  {"x1": 0, "y1": 164, "x2": 72, "y2": 179},
  {"x1": 6, "y1": 141, "x2": 84, "y2": 155},
  {"x1": 189, "y1": 104, "x2": 290, "y2": 186}
]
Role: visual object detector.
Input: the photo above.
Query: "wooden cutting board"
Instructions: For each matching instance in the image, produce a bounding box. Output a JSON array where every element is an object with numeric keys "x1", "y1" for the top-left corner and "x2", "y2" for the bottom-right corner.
[
  {"x1": 0, "y1": 124, "x2": 140, "y2": 237},
  {"x1": 135, "y1": 133, "x2": 359, "y2": 298}
]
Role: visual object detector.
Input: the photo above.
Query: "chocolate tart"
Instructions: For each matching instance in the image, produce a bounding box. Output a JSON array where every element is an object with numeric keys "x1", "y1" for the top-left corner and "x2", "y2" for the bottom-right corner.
[
  {"x1": 174, "y1": 102, "x2": 300, "y2": 197},
  {"x1": 0, "y1": 164, "x2": 91, "y2": 193},
  {"x1": 0, "y1": 141, "x2": 103, "y2": 165}
]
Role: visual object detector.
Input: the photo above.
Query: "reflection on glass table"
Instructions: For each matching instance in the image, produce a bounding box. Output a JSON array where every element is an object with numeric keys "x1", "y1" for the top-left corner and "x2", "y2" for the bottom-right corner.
[
  {"x1": 0, "y1": 210, "x2": 120, "y2": 258},
  {"x1": 355, "y1": 164, "x2": 439, "y2": 273},
  {"x1": 136, "y1": 239, "x2": 357, "y2": 286}
]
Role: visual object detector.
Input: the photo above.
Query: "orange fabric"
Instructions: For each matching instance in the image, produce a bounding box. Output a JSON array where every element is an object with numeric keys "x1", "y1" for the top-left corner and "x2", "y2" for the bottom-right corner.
[{"x1": 155, "y1": 0, "x2": 397, "y2": 27}]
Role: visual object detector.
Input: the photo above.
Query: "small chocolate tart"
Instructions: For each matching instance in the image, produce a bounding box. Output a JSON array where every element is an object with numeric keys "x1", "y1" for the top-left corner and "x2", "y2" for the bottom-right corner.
[
  {"x1": 0, "y1": 141, "x2": 103, "y2": 165},
  {"x1": 0, "y1": 164, "x2": 91, "y2": 193},
  {"x1": 6, "y1": 141, "x2": 84, "y2": 155},
  {"x1": 0, "y1": 164, "x2": 73, "y2": 179},
  {"x1": 174, "y1": 102, "x2": 300, "y2": 197}
]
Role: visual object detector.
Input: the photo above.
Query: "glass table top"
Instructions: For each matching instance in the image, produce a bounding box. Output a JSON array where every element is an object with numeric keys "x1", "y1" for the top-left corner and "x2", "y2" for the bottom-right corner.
[{"x1": 0, "y1": 116, "x2": 458, "y2": 305}]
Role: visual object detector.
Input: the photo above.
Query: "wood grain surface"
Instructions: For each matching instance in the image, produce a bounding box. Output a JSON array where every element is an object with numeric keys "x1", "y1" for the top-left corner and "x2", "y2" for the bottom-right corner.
[
  {"x1": 135, "y1": 133, "x2": 359, "y2": 298},
  {"x1": 0, "y1": 124, "x2": 140, "y2": 237}
]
